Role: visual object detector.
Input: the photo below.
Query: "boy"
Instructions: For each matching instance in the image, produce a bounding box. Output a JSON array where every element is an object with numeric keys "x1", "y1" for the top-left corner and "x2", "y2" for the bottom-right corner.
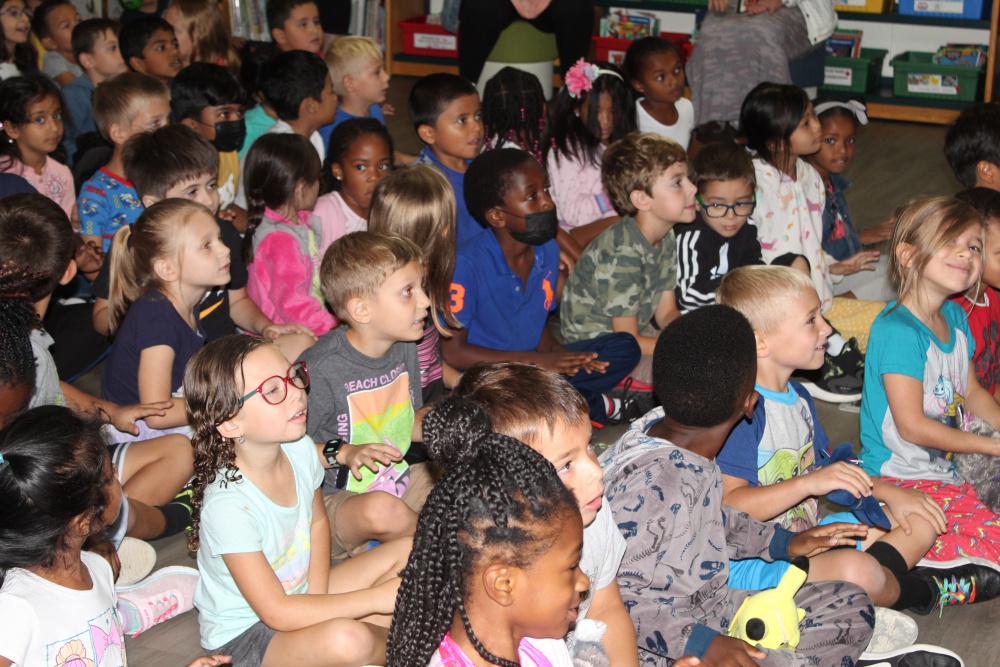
[
  {"x1": 944, "y1": 102, "x2": 1000, "y2": 190},
  {"x1": 951, "y1": 188, "x2": 1000, "y2": 401},
  {"x1": 454, "y1": 361, "x2": 638, "y2": 667},
  {"x1": 62, "y1": 18, "x2": 127, "y2": 163},
  {"x1": 299, "y1": 231, "x2": 431, "y2": 558},
  {"x1": 267, "y1": 0, "x2": 323, "y2": 54},
  {"x1": 320, "y1": 35, "x2": 387, "y2": 147},
  {"x1": 409, "y1": 72, "x2": 483, "y2": 245},
  {"x1": 673, "y1": 141, "x2": 762, "y2": 315},
  {"x1": 90, "y1": 124, "x2": 315, "y2": 362},
  {"x1": 77, "y1": 71, "x2": 169, "y2": 253},
  {"x1": 33, "y1": 0, "x2": 82, "y2": 86},
  {"x1": 119, "y1": 16, "x2": 182, "y2": 83},
  {"x1": 716, "y1": 265, "x2": 999, "y2": 618},
  {"x1": 233, "y1": 49, "x2": 337, "y2": 209},
  {"x1": 443, "y1": 148, "x2": 640, "y2": 427},
  {"x1": 560, "y1": 132, "x2": 695, "y2": 387},
  {"x1": 603, "y1": 304, "x2": 880, "y2": 667},
  {"x1": 170, "y1": 62, "x2": 247, "y2": 213}
]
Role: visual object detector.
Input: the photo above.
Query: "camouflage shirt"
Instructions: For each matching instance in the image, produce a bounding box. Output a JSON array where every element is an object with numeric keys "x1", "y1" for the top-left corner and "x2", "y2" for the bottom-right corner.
[{"x1": 560, "y1": 216, "x2": 677, "y2": 344}]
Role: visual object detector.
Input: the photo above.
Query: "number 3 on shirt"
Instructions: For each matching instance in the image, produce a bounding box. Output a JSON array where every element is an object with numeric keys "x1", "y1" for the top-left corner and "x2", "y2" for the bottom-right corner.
[{"x1": 450, "y1": 283, "x2": 465, "y2": 313}]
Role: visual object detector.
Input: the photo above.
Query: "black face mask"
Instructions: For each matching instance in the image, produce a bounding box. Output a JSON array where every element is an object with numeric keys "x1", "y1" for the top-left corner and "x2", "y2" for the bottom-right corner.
[
  {"x1": 212, "y1": 119, "x2": 246, "y2": 153},
  {"x1": 503, "y1": 207, "x2": 559, "y2": 246}
]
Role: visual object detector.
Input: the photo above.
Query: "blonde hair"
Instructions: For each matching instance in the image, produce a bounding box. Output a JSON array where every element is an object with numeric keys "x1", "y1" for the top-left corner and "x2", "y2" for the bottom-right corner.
[
  {"x1": 93, "y1": 72, "x2": 169, "y2": 143},
  {"x1": 108, "y1": 199, "x2": 213, "y2": 333},
  {"x1": 601, "y1": 132, "x2": 688, "y2": 217},
  {"x1": 368, "y1": 165, "x2": 460, "y2": 335},
  {"x1": 716, "y1": 265, "x2": 816, "y2": 335},
  {"x1": 888, "y1": 196, "x2": 983, "y2": 312},
  {"x1": 166, "y1": 0, "x2": 241, "y2": 71},
  {"x1": 320, "y1": 231, "x2": 422, "y2": 320},
  {"x1": 324, "y1": 36, "x2": 382, "y2": 96}
]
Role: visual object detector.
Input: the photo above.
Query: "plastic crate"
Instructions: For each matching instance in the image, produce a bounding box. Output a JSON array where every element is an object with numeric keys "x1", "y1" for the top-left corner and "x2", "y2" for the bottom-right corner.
[
  {"x1": 593, "y1": 33, "x2": 692, "y2": 66},
  {"x1": 898, "y1": 0, "x2": 989, "y2": 20},
  {"x1": 833, "y1": 0, "x2": 892, "y2": 13},
  {"x1": 821, "y1": 48, "x2": 888, "y2": 93},
  {"x1": 398, "y1": 16, "x2": 457, "y2": 59},
  {"x1": 891, "y1": 51, "x2": 984, "y2": 101}
]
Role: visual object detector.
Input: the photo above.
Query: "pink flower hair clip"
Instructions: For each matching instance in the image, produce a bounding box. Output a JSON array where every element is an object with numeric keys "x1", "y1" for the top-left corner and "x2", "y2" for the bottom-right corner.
[{"x1": 564, "y1": 58, "x2": 623, "y2": 99}]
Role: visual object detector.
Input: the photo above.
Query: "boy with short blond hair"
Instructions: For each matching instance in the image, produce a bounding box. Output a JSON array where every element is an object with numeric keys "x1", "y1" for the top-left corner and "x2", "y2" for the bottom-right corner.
[
  {"x1": 77, "y1": 71, "x2": 169, "y2": 252},
  {"x1": 560, "y1": 131, "x2": 696, "y2": 386},
  {"x1": 320, "y1": 35, "x2": 388, "y2": 147}
]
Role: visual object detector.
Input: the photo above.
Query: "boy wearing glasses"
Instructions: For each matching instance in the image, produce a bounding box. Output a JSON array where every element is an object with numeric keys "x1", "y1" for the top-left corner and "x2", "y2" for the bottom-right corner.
[{"x1": 673, "y1": 141, "x2": 763, "y2": 315}]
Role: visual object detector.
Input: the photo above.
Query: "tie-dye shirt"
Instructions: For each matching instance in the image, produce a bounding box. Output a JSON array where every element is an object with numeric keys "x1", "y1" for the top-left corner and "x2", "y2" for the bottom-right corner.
[{"x1": 195, "y1": 435, "x2": 324, "y2": 649}]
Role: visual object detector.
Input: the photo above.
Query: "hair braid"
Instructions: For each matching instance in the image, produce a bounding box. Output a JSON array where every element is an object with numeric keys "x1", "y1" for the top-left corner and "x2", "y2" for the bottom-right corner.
[
  {"x1": 0, "y1": 264, "x2": 46, "y2": 392},
  {"x1": 482, "y1": 67, "x2": 547, "y2": 165}
]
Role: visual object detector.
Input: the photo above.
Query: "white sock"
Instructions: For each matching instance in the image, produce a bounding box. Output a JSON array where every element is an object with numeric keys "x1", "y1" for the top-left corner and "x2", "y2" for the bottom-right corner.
[{"x1": 828, "y1": 333, "x2": 847, "y2": 356}]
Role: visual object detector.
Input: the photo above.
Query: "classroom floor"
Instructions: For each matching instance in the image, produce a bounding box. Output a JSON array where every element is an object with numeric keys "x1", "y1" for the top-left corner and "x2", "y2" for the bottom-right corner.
[{"x1": 93, "y1": 78, "x2": 1000, "y2": 665}]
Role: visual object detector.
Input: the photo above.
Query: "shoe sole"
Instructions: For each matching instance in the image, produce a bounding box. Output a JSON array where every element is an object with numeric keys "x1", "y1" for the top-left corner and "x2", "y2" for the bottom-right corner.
[
  {"x1": 863, "y1": 607, "x2": 918, "y2": 655},
  {"x1": 116, "y1": 564, "x2": 199, "y2": 595},
  {"x1": 858, "y1": 644, "x2": 964, "y2": 667},
  {"x1": 799, "y1": 380, "x2": 863, "y2": 404},
  {"x1": 917, "y1": 556, "x2": 1000, "y2": 574},
  {"x1": 116, "y1": 537, "x2": 157, "y2": 587}
]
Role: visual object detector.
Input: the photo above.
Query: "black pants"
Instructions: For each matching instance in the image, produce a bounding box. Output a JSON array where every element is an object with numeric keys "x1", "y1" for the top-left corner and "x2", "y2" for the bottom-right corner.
[{"x1": 457, "y1": 0, "x2": 595, "y2": 84}]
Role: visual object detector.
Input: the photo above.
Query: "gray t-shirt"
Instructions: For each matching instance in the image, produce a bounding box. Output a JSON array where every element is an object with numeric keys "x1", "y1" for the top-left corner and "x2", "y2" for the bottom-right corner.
[
  {"x1": 41, "y1": 51, "x2": 84, "y2": 84},
  {"x1": 28, "y1": 328, "x2": 65, "y2": 408},
  {"x1": 572, "y1": 501, "x2": 626, "y2": 637}
]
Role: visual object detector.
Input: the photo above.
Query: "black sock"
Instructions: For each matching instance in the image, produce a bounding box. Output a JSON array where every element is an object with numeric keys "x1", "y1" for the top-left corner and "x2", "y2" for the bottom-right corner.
[
  {"x1": 152, "y1": 500, "x2": 192, "y2": 540},
  {"x1": 867, "y1": 541, "x2": 934, "y2": 610}
]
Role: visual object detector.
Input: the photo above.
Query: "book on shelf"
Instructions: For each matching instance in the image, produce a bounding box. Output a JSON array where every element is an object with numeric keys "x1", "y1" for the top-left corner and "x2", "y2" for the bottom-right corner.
[
  {"x1": 350, "y1": 0, "x2": 386, "y2": 47},
  {"x1": 933, "y1": 43, "x2": 989, "y2": 67},
  {"x1": 227, "y1": 0, "x2": 268, "y2": 41},
  {"x1": 825, "y1": 29, "x2": 863, "y2": 58},
  {"x1": 601, "y1": 9, "x2": 659, "y2": 39}
]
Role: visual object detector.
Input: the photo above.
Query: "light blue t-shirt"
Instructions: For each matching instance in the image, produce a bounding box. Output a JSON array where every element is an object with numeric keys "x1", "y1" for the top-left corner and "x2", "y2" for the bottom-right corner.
[
  {"x1": 860, "y1": 300, "x2": 973, "y2": 483},
  {"x1": 194, "y1": 435, "x2": 324, "y2": 649},
  {"x1": 318, "y1": 103, "x2": 385, "y2": 149}
]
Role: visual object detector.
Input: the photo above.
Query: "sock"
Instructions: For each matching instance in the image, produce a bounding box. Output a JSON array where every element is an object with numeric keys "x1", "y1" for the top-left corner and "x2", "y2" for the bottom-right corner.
[
  {"x1": 605, "y1": 396, "x2": 622, "y2": 418},
  {"x1": 151, "y1": 500, "x2": 192, "y2": 540},
  {"x1": 827, "y1": 332, "x2": 847, "y2": 356},
  {"x1": 867, "y1": 541, "x2": 934, "y2": 611}
]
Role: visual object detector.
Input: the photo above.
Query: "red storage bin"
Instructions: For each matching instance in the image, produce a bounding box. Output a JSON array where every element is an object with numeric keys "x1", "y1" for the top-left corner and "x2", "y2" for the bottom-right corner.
[
  {"x1": 399, "y1": 16, "x2": 458, "y2": 59},
  {"x1": 593, "y1": 33, "x2": 692, "y2": 66}
]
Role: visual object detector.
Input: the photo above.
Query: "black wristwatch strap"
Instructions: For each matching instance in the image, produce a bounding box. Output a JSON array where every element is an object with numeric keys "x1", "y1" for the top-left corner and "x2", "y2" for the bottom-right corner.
[{"x1": 323, "y1": 437, "x2": 345, "y2": 467}]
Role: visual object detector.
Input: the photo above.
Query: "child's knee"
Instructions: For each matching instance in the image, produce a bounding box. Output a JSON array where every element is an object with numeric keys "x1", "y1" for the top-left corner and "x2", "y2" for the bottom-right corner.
[
  {"x1": 840, "y1": 551, "x2": 890, "y2": 595},
  {"x1": 318, "y1": 618, "x2": 377, "y2": 663},
  {"x1": 361, "y1": 492, "x2": 417, "y2": 539}
]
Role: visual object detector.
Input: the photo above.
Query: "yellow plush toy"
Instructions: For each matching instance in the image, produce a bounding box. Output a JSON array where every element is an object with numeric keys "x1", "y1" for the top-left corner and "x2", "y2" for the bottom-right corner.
[{"x1": 728, "y1": 556, "x2": 809, "y2": 650}]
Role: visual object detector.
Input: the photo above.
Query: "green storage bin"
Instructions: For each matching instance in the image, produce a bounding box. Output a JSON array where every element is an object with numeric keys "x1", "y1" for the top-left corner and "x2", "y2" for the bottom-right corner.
[
  {"x1": 821, "y1": 48, "x2": 889, "y2": 93},
  {"x1": 890, "y1": 51, "x2": 984, "y2": 101}
]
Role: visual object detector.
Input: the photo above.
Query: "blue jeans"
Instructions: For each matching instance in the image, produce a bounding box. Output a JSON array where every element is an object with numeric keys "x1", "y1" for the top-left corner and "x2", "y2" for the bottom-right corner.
[{"x1": 563, "y1": 333, "x2": 641, "y2": 425}]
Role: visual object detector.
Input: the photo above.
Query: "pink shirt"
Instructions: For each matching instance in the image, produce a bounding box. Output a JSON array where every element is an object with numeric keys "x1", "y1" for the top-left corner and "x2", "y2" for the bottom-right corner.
[
  {"x1": 9, "y1": 156, "x2": 75, "y2": 219},
  {"x1": 428, "y1": 632, "x2": 573, "y2": 667},
  {"x1": 313, "y1": 190, "x2": 367, "y2": 254},
  {"x1": 545, "y1": 145, "x2": 614, "y2": 230}
]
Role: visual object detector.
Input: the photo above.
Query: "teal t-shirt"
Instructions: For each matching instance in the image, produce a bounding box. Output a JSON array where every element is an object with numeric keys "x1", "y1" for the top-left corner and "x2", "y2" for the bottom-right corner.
[
  {"x1": 194, "y1": 435, "x2": 323, "y2": 649},
  {"x1": 859, "y1": 300, "x2": 973, "y2": 482},
  {"x1": 238, "y1": 104, "x2": 278, "y2": 161}
]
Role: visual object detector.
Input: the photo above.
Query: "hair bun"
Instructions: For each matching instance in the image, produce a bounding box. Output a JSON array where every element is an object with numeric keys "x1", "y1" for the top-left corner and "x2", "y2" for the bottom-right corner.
[{"x1": 422, "y1": 397, "x2": 494, "y2": 466}]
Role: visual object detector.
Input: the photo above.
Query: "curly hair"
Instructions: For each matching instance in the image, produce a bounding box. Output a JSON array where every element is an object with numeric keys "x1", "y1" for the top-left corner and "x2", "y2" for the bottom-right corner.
[
  {"x1": 182, "y1": 334, "x2": 272, "y2": 551},
  {"x1": 386, "y1": 397, "x2": 579, "y2": 667}
]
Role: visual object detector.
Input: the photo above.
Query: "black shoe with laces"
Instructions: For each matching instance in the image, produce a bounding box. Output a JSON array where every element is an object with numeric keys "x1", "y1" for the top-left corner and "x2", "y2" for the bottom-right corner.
[
  {"x1": 856, "y1": 644, "x2": 964, "y2": 667},
  {"x1": 606, "y1": 378, "x2": 655, "y2": 426},
  {"x1": 908, "y1": 561, "x2": 1000, "y2": 616}
]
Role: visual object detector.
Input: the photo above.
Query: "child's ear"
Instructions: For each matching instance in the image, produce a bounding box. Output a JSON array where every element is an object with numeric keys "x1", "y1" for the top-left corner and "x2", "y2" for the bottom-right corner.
[
  {"x1": 140, "y1": 194, "x2": 161, "y2": 208},
  {"x1": 299, "y1": 96, "x2": 316, "y2": 119},
  {"x1": 179, "y1": 117, "x2": 201, "y2": 133},
  {"x1": 59, "y1": 259, "x2": 77, "y2": 286},
  {"x1": 128, "y1": 55, "x2": 147, "y2": 74},
  {"x1": 330, "y1": 163, "x2": 343, "y2": 182},
  {"x1": 40, "y1": 35, "x2": 57, "y2": 52},
  {"x1": 78, "y1": 51, "x2": 96, "y2": 71},
  {"x1": 629, "y1": 188, "x2": 651, "y2": 213},
  {"x1": 108, "y1": 121, "x2": 126, "y2": 146},
  {"x1": 416, "y1": 123, "x2": 436, "y2": 146},
  {"x1": 484, "y1": 206, "x2": 506, "y2": 230},
  {"x1": 341, "y1": 74, "x2": 356, "y2": 94},
  {"x1": 216, "y1": 418, "x2": 242, "y2": 442},
  {"x1": 743, "y1": 388, "x2": 760, "y2": 420},
  {"x1": 271, "y1": 26, "x2": 288, "y2": 49},
  {"x1": 152, "y1": 256, "x2": 179, "y2": 284},
  {"x1": 481, "y1": 563, "x2": 516, "y2": 607},
  {"x1": 347, "y1": 296, "x2": 371, "y2": 324},
  {"x1": 976, "y1": 160, "x2": 1000, "y2": 187},
  {"x1": 896, "y1": 241, "x2": 916, "y2": 269},
  {"x1": 753, "y1": 331, "x2": 769, "y2": 359},
  {"x1": 3, "y1": 119, "x2": 19, "y2": 141}
]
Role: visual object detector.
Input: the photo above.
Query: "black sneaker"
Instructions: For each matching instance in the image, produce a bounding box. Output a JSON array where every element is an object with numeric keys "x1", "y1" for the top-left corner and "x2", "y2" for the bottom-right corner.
[
  {"x1": 909, "y1": 561, "x2": 1000, "y2": 616},
  {"x1": 606, "y1": 378, "x2": 655, "y2": 426},
  {"x1": 836, "y1": 336, "x2": 865, "y2": 380},
  {"x1": 798, "y1": 353, "x2": 863, "y2": 403},
  {"x1": 856, "y1": 644, "x2": 964, "y2": 667}
]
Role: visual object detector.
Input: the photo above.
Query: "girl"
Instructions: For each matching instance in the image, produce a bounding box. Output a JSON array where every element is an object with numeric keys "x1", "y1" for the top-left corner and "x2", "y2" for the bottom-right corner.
[
  {"x1": 314, "y1": 117, "x2": 392, "y2": 252},
  {"x1": 237, "y1": 44, "x2": 278, "y2": 160},
  {"x1": 0, "y1": 0, "x2": 35, "y2": 80},
  {"x1": 243, "y1": 133, "x2": 334, "y2": 336},
  {"x1": 807, "y1": 98, "x2": 892, "y2": 302},
  {"x1": 861, "y1": 196, "x2": 1000, "y2": 578},
  {"x1": 103, "y1": 198, "x2": 232, "y2": 439},
  {"x1": 368, "y1": 164, "x2": 460, "y2": 404},
  {"x1": 482, "y1": 65, "x2": 547, "y2": 165},
  {"x1": 624, "y1": 36, "x2": 695, "y2": 151},
  {"x1": 0, "y1": 406, "x2": 229, "y2": 667},
  {"x1": 163, "y1": 0, "x2": 241, "y2": 71},
  {"x1": 545, "y1": 59, "x2": 634, "y2": 247},
  {"x1": 184, "y1": 334, "x2": 410, "y2": 666},
  {"x1": 387, "y1": 397, "x2": 590, "y2": 667},
  {"x1": 0, "y1": 75, "x2": 75, "y2": 220}
]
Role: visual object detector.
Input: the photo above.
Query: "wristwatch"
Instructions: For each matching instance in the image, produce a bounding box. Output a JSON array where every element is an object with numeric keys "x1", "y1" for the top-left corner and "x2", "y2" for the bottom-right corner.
[{"x1": 322, "y1": 437, "x2": 346, "y2": 468}]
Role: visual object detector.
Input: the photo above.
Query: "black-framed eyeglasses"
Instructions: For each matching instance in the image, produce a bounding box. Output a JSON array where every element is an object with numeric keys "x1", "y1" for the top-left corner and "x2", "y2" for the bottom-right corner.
[
  {"x1": 240, "y1": 361, "x2": 309, "y2": 406},
  {"x1": 696, "y1": 194, "x2": 756, "y2": 219}
]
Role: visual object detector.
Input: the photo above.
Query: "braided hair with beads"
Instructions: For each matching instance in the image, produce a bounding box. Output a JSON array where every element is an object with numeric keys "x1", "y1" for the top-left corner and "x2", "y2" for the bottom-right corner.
[
  {"x1": 0, "y1": 264, "x2": 46, "y2": 401},
  {"x1": 386, "y1": 397, "x2": 580, "y2": 667},
  {"x1": 482, "y1": 66, "x2": 548, "y2": 166}
]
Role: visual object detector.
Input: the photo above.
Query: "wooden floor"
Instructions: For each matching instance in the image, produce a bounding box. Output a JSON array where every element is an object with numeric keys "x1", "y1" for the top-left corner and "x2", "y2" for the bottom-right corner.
[{"x1": 112, "y1": 81, "x2": 999, "y2": 664}]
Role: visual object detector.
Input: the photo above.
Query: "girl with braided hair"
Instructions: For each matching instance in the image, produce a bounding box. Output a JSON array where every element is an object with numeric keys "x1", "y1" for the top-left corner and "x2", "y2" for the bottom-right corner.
[
  {"x1": 0, "y1": 265, "x2": 41, "y2": 428},
  {"x1": 183, "y1": 334, "x2": 410, "y2": 667},
  {"x1": 387, "y1": 397, "x2": 590, "y2": 667},
  {"x1": 482, "y1": 66, "x2": 548, "y2": 166}
]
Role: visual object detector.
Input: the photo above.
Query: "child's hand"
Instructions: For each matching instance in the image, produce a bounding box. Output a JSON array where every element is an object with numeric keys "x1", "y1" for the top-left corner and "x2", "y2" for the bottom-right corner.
[
  {"x1": 745, "y1": 0, "x2": 781, "y2": 14},
  {"x1": 185, "y1": 656, "x2": 231, "y2": 667},
  {"x1": 380, "y1": 103, "x2": 395, "y2": 116},
  {"x1": 261, "y1": 323, "x2": 318, "y2": 342},
  {"x1": 708, "y1": 0, "x2": 729, "y2": 11},
  {"x1": 830, "y1": 250, "x2": 880, "y2": 276},
  {"x1": 675, "y1": 658, "x2": 701, "y2": 667},
  {"x1": 879, "y1": 483, "x2": 948, "y2": 535},
  {"x1": 340, "y1": 441, "x2": 404, "y2": 479},
  {"x1": 107, "y1": 401, "x2": 174, "y2": 435},
  {"x1": 859, "y1": 219, "x2": 893, "y2": 246},
  {"x1": 531, "y1": 351, "x2": 600, "y2": 376},
  {"x1": 788, "y1": 522, "x2": 868, "y2": 558},
  {"x1": 806, "y1": 461, "x2": 873, "y2": 498},
  {"x1": 559, "y1": 249, "x2": 576, "y2": 274},
  {"x1": 703, "y1": 635, "x2": 765, "y2": 666}
]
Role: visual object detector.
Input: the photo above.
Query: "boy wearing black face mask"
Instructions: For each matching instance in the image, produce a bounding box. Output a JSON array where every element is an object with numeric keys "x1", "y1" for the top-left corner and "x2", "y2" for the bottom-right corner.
[
  {"x1": 561, "y1": 132, "x2": 697, "y2": 390},
  {"x1": 170, "y1": 63, "x2": 248, "y2": 226},
  {"x1": 442, "y1": 149, "x2": 641, "y2": 428}
]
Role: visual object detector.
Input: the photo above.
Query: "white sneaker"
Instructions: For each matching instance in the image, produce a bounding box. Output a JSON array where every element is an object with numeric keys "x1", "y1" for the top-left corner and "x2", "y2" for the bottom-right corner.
[
  {"x1": 115, "y1": 537, "x2": 156, "y2": 586},
  {"x1": 116, "y1": 565, "x2": 198, "y2": 637},
  {"x1": 857, "y1": 644, "x2": 964, "y2": 667},
  {"x1": 863, "y1": 607, "x2": 918, "y2": 655}
]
